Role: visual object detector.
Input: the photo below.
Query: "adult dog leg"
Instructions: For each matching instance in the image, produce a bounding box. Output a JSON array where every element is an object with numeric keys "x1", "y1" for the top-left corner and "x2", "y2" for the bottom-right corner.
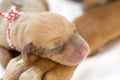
[{"x1": 43, "y1": 65, "x2": 76, "y2": 80}]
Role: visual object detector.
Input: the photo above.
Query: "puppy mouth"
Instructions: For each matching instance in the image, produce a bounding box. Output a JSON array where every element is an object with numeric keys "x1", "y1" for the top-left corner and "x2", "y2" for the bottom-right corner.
[{"x1": 67, "y1": 46, "x2": 89, "y2": 65}]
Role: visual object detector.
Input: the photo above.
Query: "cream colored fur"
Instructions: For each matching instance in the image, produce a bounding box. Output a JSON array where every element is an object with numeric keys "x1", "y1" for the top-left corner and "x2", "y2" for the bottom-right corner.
[{"x1": 3, "y1": 2, "x2": 120, "y2": 80}]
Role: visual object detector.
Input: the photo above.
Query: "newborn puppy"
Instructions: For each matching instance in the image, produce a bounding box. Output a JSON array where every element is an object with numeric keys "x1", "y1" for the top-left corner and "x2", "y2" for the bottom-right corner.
[
  {"x1": 3, "y1": 1, "x2": 120, "y2": 80},
  {"x1": 0, "y1": 0, "x2": 48, "y2": 12},
  {"x1": 74, "y1": 2, "x2": 120, "y2": 56},
  {"x1": 83, "y1": 0, "x2": 120, "y2": 10},
  {"x1": 0, "y1": 12, "x2": 89, "y2": 68}
]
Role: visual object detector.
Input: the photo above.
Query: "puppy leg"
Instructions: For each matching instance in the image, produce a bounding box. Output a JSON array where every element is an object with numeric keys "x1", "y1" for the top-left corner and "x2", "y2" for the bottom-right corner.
[
  {"x1": 0, "y1": 47, "x2": 12, "y2": 68},
  {"x1": 3, "y1": 57, "x2": 27, "y2": 80},
  {"x1": 3, "y1": 55, "x2": 39, "y2": 80},
  {"x1": 19, "y1": 59, "x2": 56, "y2": 80},
  {"x1": 43, "y1": 65, "x2": 76, "y2": 80}
]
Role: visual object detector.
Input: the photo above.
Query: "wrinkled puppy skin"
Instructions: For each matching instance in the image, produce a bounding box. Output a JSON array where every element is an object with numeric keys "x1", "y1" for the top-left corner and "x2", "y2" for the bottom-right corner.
[
  {"x1": 3, "y1": 2, "x2": 120, "y2": 80},
  {"x1": 0, "y1": 0, "x2": 49, "y2": 68},
  {"x1": 0, "y1": 0, "x2": 89, "y2": 80},
  {"x1": 2, "y1": 12, "x2": 89, "y2": 80},
  {"x1": 0, "y1": 0, "x2": 49, "y2": 12},
  {"x1": 1, "y1": 0, "x2": 89, "y2": 80},
  {"x1": 74, "y1": 2, "x2": 120, "y2": 56},
  {"x1": 0, "y1": 12, "x2": 89, "y2": 68}
]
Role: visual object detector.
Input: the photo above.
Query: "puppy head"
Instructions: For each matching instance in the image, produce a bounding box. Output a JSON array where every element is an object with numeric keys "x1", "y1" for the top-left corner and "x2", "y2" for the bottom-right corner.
[{"x1": 21, "y1": 12, "x2": 90, "y2": 66}]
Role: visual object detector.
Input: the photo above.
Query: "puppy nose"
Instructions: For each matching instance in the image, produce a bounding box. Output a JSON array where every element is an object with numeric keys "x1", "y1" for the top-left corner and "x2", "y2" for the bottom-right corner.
[
  {"x1": 76, "y1": 43, "x2": 90, "y2": 57},
  {"x1": 71, "y1": 33, "x2": 90, "y2": 55},
  {"x1": 77, "y1": 37, "x2": 90, "y2": 55}
]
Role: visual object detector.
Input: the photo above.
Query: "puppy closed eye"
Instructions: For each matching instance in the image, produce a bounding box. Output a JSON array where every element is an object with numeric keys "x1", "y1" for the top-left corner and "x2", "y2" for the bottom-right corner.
[{"x1": 50, "y1": 44, "x2": 66, "y2": 54}]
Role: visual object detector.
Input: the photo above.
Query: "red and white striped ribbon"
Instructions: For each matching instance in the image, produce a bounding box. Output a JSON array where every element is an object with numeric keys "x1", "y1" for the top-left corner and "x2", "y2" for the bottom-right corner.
[{"x1": 0, "y1": 6, "x2": 20, "y2": 50}]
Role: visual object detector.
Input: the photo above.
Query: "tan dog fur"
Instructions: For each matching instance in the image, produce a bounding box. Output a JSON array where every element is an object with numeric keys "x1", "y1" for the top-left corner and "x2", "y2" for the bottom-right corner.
[
  {"x1": 2, "y1": 12, "x2": 89, "y2": 80},
  {"x1": 74, "y1": 1, "x2": 120, "y2": 56},
  {"x1": 3, "y1": 55, "x2": 75, "y2": 80},
  {"x1": 83, "y1": 0, "x2": 120, "y2": 10},
  {"x1": 3, "y1": 1, "x2": 120, "y2": 80},
  {"x1": 0, "y1": 0, "x2": 89, "y2": 80},
  {"x1": 0, "y1": 0, "x2": 49, "y2": 68},
  {"x1": 3, "y1": 55, "x2": 57, "y2": 80},
  {"x1": 0, "y1": 12, "x2": 89, "y2": 68}
]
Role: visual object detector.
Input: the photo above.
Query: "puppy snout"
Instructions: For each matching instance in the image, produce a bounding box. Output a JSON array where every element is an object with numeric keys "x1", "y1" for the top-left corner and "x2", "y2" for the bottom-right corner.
[
  {"x1": 72, "y1": 34, "x2": 90, "y2": 55},
  {"x1": 76, "y1": 44, "x2": 90, "y2": 58}
]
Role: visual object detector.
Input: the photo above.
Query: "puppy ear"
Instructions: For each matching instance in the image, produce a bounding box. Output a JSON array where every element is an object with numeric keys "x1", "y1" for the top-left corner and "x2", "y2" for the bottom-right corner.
[{"x1": 21, "y1": 42, "x2": 36, "y2": 61}]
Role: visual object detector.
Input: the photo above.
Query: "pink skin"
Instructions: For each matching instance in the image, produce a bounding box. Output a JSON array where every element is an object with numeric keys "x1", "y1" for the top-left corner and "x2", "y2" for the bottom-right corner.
[{"x1": 67, "y1": 45, "x2": 89, "y2": 65}]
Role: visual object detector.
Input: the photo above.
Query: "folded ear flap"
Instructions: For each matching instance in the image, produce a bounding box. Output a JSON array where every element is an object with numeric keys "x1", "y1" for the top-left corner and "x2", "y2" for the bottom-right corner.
[{"x1": 21, "y1": 42, "x2": 36, "y2": 61}]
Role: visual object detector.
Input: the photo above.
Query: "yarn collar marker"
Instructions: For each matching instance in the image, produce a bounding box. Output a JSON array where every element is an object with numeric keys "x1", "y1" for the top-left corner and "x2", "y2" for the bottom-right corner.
[{"x1": 0, "y1": 6, "x2": 20, "y2": 50}]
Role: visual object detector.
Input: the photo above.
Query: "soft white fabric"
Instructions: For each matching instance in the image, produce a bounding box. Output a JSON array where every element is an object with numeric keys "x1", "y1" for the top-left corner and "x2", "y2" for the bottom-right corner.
[
  {"x1": 0, "y1": 64, "x2": 5, "y2": 78},
  {"x1": 47, "y1": 0, "x2": 83, "y2": 22}
]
